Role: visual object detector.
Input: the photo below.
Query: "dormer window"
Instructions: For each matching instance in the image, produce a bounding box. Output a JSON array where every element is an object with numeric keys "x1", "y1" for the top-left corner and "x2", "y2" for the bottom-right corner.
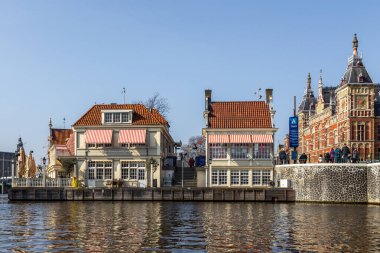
[
  {"x1": 358, "y1": 72, "x2": 364, "y2": 83},
  {"x1": 102, "y1": 110, "x2": 132, "y2": 124}
]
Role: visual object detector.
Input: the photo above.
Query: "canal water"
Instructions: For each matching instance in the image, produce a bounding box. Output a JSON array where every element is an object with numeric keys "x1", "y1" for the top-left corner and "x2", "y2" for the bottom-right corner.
[{"x1": 1, "y1": 196, "x2": 379, "y2": 252}]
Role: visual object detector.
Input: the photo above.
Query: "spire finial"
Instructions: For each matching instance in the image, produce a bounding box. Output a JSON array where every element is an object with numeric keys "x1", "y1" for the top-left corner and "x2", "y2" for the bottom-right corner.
[
  {"x1": 319, "y1": 69, "x2": 323, "y2": 85},
  {"x1": 353, "y1": 33, "x2": 358, "y2": 55},
  {"x1": 307, "y1": 73, "x2": 311, "y2": 89},
  {"x1": 49, "y1": 118, "x2": 52, "y2": 129}
]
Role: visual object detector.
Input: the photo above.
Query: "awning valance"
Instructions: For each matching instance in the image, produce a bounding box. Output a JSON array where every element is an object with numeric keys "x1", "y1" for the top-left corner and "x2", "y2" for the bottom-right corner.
[
  {"x1": 229, "y1": 134, "x2": 251, "y2": 143},
  {"x1": 118, "y1": 129, "x2": 146, "y2": 144},
  {"x1": 208, "y1": 135, "x2": 229, "y2": 144},
  {"x1": 251, "y1": 134, "x2": 273, "y2": 143},
  {"x1": 85, "y1": 130, "x2": 113, "y2": 144}
]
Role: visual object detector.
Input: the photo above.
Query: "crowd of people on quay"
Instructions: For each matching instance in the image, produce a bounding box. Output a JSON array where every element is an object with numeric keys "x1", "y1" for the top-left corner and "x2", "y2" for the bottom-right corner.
[{"x1": 278, "y1": 143, "x2": 360, "y2": 164}]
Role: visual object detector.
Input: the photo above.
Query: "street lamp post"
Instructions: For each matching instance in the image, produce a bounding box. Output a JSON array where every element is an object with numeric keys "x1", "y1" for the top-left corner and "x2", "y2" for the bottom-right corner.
[
  {"x1": 150, "y1": 159, "x2": 154, "y2": 188},
  {"x1": 42, "y1": 157, "x2": 46, "y2": 187},
  {"x1": 2, "y1": 153, "x2": 4, "y2": 194},
  {"x1": 206, "y1": 158, "x2": 212, "y2": 188}
]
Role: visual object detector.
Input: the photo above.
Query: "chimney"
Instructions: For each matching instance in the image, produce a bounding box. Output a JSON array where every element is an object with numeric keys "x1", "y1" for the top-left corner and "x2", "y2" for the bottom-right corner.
[
  {"x1": 204, "y1": 89, "x2": 212, "y2": 128},
  {"x1": 265, "y1": 89, "x2": 273, "y2": 104},
  {"x1": 205, "y1": 89, "x2": 212, "y2": 110},
  {"x1": 265, "y1": 88, "x2": 276, "y2": 128}
]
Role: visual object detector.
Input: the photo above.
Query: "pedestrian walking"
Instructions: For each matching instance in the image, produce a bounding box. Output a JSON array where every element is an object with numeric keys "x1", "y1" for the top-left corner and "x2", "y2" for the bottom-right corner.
[
  {"x1": 334, "y1": 146, "x2": 341, "y2": 163},
  {"x1": 330, "y1": 148, "x2": 335, "y2": 163},
  {"x1": 351, "y1": 148, "x2": 358, "y2": 163},
  {"x1": 342, "y1": 143, "x2": 350, "y2": 163}
]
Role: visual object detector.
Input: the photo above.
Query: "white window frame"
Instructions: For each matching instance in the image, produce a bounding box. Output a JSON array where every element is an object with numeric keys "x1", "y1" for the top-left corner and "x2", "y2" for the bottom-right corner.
[
  {"x1": 210, "y1": 143, "x2": 227, "y2": 159},
  {"x1": 253, "y1": 143, "x2": 271, "y2": 159},
  {"x1": 102, "y1": 110, "x2": 133, "y2": 124},
  {"x1": 231, "y1": 144, "x2": 249, "y2": 159}
]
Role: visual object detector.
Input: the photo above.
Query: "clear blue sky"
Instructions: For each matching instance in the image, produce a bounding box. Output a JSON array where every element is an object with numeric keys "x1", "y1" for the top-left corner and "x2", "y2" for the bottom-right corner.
[{"x1": 1, "y1": 1, "x2": 380, "y2": 163}]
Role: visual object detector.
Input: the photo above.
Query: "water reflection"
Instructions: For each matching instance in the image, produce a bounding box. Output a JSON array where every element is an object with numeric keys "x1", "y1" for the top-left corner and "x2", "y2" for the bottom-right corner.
[{"x1": 0, "y1": 196, "x2": 379, "y2": 252}]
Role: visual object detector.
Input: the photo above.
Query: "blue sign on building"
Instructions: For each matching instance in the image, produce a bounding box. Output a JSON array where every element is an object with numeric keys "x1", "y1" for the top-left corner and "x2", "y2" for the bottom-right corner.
[{"x1": 289, "y1": 116, "x2": 299, "y2": 147}]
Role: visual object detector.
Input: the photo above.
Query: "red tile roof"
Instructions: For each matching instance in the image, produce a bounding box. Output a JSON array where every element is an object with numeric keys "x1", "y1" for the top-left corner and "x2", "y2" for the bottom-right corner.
[
  {"x1": 73, "y1": 104, "x2": 169, "y2": 126},
  {"x1": 209, "y1": 101, "x2": 272, "y2": 129},
  {"x1": 51, "y1": 129, "x2": 73, "y2": 146},
  {"x1": 65, "y1": 133, "x2": 75, "y2": 156}
]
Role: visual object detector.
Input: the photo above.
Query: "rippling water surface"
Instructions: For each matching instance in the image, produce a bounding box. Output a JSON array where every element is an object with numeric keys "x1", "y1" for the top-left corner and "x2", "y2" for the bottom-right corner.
[{"x1": 1, "y1": 196, "x2": 380, "y2": 252}]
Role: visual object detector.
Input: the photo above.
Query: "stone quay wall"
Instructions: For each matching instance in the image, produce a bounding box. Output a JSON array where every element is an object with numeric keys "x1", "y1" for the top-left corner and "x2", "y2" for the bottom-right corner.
[
  {"x1": 8, "y1": 187, "x2": 295, "y2": 202},
  {"x1": 275, "y1": 163, "x2": 380, "y2": 204}
]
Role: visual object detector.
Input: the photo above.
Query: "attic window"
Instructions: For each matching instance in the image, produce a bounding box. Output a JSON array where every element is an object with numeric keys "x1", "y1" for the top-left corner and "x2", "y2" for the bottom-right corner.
[{"x1": 102, "y1": 110, "x2": 133, "y2": 124}]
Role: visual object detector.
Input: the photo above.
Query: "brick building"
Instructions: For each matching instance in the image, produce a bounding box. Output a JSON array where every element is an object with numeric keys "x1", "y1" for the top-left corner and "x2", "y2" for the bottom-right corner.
[{"x1": 298, "y1": 34, "x2": 380, "y2": 162}]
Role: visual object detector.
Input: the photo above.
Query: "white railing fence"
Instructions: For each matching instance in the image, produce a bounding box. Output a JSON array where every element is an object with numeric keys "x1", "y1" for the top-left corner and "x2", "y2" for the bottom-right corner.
[
  {"x1": 12, "y1": 178, "x2": 72, "y2": 188},
  {"x1": 12, "y1": 178, "x2": 140, "y2": 188}
]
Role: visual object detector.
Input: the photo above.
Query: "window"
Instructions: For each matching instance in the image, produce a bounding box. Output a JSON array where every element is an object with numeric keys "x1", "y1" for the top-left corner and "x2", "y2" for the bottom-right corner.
[
  {"x1": 121, "y1": 162, "x2": 129, "y2": 179},
  {"x1": 262, "y1": 170, "x2": 271, "y2": 185},
  {"x1": 231, "y1": 171, "x2": 240, "y2": 185},
  {"x1": 241, "y1": 170, "x2": 249, "y2": 185},
  {"x1": 121, "y1": 161, "x2": 146, "y2": 180},
  {"x1": 231, "y1": 144, "x2": 248, "y2": 159},
  {"x1": 105, "y1": 113, "x2": 112, "y2": 123},
  {"x1": 87, "y1": 143, "x2": 112, "y2": 148},
  {"x1": 138, "y1": 169, "x2": 145, "y2": 180},
  {"x1": 210, "y1": 144, "x2": 227, "y2": 159},
  {"x1": 231, "y1": 170, "x2": 249, "y2": 185},
  {"x1": 103, "y1": 111, "x2": 132, "y2": 124},
  {"x1": 334, "y1": 130, "x2": 338, "y2": 144},
  {"x1": 130, "y1": 169, "x2": 137, "y2": 180},
  {"x1": 358, "y1": 124, "x2": 365, "y2": 141},
  {"x1": 87, "y1": 161, "x2": 113, "y2": 180},
  {"x1": 121, "y1": 113, "x2": 128, "y2": 122},
  {"x1": 212, "y1": 170, "x2": 218, "y2": 185},
  {"x1": 252, "y1": 170, "x2": 271, "y2": 186},
  {"x1": 219, "y1": 170, "x2": 227, "y2": 185},
  {"x1": 113, "y1": 113, "x2": 121, "y2": 123},
  {"x1": 88, "y1": 168, "x2": 95, "y2": 179},
  {"x1": 253, "y1": 170, "x2": 261, "y2": 185},
  {"x1": 253, "y1": 143, "x2": 271, "y2": 159},
  {"x1": 211, "y1": 170, "x2": 227, "y2": 185}
]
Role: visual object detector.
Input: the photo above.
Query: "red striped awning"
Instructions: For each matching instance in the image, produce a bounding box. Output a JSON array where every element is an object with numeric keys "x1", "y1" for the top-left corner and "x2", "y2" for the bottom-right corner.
[
  {"x1": 208, "y1": 134, "x2": 229, "y2": 144},
  {"x1": 251, "y1": 134, "x2": 273, "y2": 143},
  {"x1": 229, "y1": 134, "x2": 251, "y2": 143},
  {"x1": 118, "y1": 129, "x2": 146, "y2": 144},
  {"x1": 85, "y1": 130, "x2": 113, "y2": 144}
]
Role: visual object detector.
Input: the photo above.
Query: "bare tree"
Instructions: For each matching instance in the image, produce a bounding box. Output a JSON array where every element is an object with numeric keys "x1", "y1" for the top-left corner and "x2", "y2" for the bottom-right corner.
[
  {"x1": 182, "y1": 136, "x2": 206, "y2": 157},
  {"x1": 137, "y1": 92, "x2": 170, "y2": 117}
]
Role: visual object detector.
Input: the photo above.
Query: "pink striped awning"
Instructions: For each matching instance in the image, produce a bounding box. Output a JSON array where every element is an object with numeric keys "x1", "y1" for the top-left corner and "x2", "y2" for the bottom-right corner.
[
  {"x1": 251, "y1": 134, "x2": 273, "y2": 143},
  {"x1": 118, "y1": 129, "x2": 146, "y2": 144},
  {"x1": 85, "y1": 130, "x2": 113, "y2": 144},
  {"x1": 229, "y1": 134, "x2": 251, "y2": 143},
  {"x1": 208, "y1": 134, "x2": 229, "y2": 144}
]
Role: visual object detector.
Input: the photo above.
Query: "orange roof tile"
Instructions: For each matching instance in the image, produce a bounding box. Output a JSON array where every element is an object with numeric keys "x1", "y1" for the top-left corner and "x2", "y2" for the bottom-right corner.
[
  {"x1": 209, "y1": 101, "x2": 272, "y2": 129},
  {"x1": 51, "y1": 129, "x2": 73, "y2": 146},
  {"x1": 73, "y1": 104, "x2": 169, "y2": 126}
]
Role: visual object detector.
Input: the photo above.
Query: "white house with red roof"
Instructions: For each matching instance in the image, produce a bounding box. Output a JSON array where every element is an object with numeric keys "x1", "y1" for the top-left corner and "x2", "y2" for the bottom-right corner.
[
  {"x1": 202, "y1": 89, "x2": 277, "y2": 187},
  {"x1": 71, "y1": 103, "x2": 175, "y2": 188}
]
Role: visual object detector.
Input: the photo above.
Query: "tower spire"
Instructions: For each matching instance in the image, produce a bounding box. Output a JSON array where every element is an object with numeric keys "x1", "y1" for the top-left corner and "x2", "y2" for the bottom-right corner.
[
  {"x1": 353, "y1": 33, "x2": 358, "y2": 56},
  {"x1": 318, "y1": 69, "x2": 324, "y2": 102},
  {"x1": 307, "y1": 73, "x2": 311, "y2": 90}
]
